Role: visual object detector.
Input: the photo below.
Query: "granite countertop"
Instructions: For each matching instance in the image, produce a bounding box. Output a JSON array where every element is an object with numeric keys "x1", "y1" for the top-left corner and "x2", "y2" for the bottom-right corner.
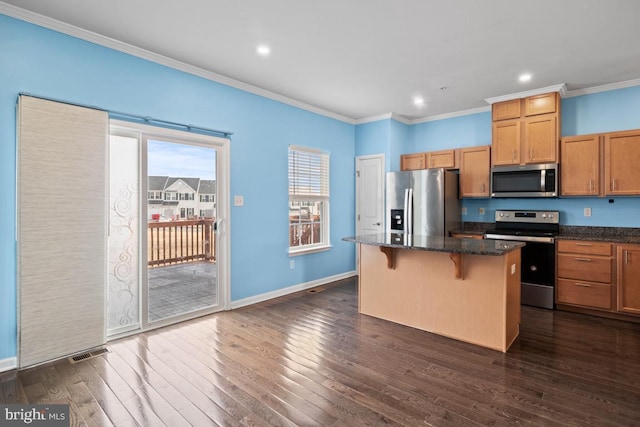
[
  {"x1": 342, "y1": 233, "x2": 524, "y2": 256},
  {"x1": 457, "y1": 223, "x2": 640, "y2": 244}
]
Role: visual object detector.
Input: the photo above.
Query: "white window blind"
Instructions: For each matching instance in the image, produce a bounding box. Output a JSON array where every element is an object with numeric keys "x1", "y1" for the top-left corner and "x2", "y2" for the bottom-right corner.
[{"x1": 288, "y1": 146, "x2": 330, "y2": 200}]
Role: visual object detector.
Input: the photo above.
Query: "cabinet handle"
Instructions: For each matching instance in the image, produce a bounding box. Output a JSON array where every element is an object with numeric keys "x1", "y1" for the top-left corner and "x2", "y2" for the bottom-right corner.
[
  {"x1": 512, "y1": 150, "x2": 516, "y2": 162},
  {"x1": 589, "y1": 178, "x2": 594, "y2": 193},
  {"x1": 574, "y1": 257, "x2": 592, "y2": 262},
  {"x1": 612, "y1": 178, "x2": 617, "y2": 191},
  {"x1": 529, "y1": 148, "x2": 533, "y2": 160},
  {"x1": 574, "y1": 283, "x2": 592, "y2": 287},
  {"x1": 625, "y1": 251, "x2": 630, "y2": 265},
  {"x1": 481, "y1": 183, "x2": 486, "y2": 192}
]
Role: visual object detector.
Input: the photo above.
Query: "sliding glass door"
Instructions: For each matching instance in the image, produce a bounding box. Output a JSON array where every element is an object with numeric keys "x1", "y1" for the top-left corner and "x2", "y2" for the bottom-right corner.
[
  {"x1": 145, "y1": 138, "x2": 219, "y2": 323},
  {"x1": 107, "y1": 122, "x2": 229, "y2": 336}
]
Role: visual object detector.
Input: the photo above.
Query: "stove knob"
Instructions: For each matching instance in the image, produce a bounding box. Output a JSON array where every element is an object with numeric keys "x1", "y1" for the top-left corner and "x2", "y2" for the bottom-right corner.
[
  {"x1": 542, "y1": 213, "x2": 547, "y2": 219},
  {"x1": 499, "y1": 213, "x2": 504, "y2": 217},
  {"x1": 549, "y1": 214, "x2": 554, "y2": 219}
]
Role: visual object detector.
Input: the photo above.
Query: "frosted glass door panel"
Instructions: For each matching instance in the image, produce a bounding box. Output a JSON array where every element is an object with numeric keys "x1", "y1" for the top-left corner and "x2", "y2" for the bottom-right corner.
[{"x1": 107, "y1": 135, "x2": 141, "y2": 336}]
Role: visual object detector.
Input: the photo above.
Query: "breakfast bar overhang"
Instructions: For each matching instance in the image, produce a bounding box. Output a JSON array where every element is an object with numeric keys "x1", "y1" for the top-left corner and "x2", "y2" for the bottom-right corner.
[{"x1": 343, "y1": 234, "x2": 525, "y2": 352}]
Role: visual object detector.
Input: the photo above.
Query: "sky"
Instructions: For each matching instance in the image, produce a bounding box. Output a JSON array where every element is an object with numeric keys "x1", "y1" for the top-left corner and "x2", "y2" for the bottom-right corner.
[{"x1": 148, "y1": 140, "x2": 216, "y2": 180}]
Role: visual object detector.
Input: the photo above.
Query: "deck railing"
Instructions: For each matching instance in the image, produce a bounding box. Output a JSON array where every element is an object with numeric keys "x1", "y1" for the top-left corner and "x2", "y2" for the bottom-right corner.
[
  {"x1": 148, "y1": 219, "x2": 215, "y2": 267},
  {"x1": 289, "y1": 215, "x2": 321, "y2": 248}
]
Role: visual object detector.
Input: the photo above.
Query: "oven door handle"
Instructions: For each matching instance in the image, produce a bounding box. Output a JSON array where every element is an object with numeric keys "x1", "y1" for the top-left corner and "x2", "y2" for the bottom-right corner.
[{"x1": 484, "y1": 234, "x2": 555, "y2": 244}]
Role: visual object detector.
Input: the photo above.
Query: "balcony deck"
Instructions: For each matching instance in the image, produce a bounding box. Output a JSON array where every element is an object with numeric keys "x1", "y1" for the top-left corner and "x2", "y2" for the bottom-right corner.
[{"x1": 148, "y1": 261, "x2": 217, "y2": 322}]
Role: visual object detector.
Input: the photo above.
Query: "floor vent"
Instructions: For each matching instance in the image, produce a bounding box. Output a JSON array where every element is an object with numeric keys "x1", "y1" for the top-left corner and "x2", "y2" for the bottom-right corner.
[{"x1": 69, "y1": 348, "x2": 110, "y2": 364}]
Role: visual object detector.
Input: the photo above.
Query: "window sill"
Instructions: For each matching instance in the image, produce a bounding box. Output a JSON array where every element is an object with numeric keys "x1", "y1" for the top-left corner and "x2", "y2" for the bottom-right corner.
[{"x1": 289, "y1": 244, "x2": 332, "y2": 257}]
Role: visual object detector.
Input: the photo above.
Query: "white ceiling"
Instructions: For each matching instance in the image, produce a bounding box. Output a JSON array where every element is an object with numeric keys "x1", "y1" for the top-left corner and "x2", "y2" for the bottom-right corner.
[{"x1": 3, "y1": 0, "x2": 640, "y2": 122}]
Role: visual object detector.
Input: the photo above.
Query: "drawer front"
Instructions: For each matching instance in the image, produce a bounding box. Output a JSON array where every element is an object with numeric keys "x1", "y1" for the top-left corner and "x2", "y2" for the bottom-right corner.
[
  {"x1": 557, "y1": 240, "x2": 612, "y2": 256},
  {"x1": 557, "y1": 279, "x2": 612, "y2": 310},
  {"x1": 557, "y1": 254, "x2": 612, "y2": 283}
]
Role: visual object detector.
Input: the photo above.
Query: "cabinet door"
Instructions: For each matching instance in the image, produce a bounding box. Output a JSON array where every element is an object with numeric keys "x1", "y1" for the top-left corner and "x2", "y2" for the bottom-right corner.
[
  {"x1": 524, "y1": 114, "x2": 558, "y2": 163},
  {"x1": 560, "y1": 135, "x2": 601, "y2": 196},
  {"x1": 427, "y1": 149, "x2": 457, "y2": 169},
  {"x1": 604, "y1": 130, "x2": 640, "y2": 195},
  {"x1": 617, "y1": 244, "x2": 640, "y2": 315},
  {"x1": 492, "y1": 120, "x2": 520, "y2": 165},
  {"x1": 524, "y1": 93, "x2": 557, "y2": 116},
  {"x1": 459, "y1": 145, "x2": 490, "y2": 197},
  {"x1": 492, "y1": 99, "x2": 521, "y2": 121},
  {"x1": 400, "y1": 153, "x2": 426, "y2": 171}
]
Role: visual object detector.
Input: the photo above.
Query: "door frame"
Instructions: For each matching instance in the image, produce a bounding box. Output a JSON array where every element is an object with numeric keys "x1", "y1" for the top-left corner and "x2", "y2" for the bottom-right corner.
[{"x1": 109, "y1": 120, "x2": 231, "y2": 335}]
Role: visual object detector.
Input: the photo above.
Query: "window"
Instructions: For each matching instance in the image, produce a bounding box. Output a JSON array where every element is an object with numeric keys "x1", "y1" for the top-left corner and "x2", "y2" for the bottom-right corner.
[
  {"x1": 200, "y1": 194, "x2": 214, "y2": 203},
  {"x1": 288, "y1": 145, "x2": 330, "y2": 253},
  {"x1": 147, "y1": 191, "x2": 162, "y2": 200},
  {"x1": 164, "y1": 192, "x2": 177, "y2": 201}
]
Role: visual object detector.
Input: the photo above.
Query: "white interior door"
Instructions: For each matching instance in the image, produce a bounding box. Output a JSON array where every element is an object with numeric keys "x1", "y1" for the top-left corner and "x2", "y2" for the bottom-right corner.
[{"x1": 356, "y1": 154, "x2": 385, "y2": 236}]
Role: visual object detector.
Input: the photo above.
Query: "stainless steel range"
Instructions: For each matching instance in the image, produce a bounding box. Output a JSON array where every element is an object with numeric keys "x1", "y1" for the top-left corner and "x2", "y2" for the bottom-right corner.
[{"x1": 484, "y1": 210, "x2": 559, "y2": 309}]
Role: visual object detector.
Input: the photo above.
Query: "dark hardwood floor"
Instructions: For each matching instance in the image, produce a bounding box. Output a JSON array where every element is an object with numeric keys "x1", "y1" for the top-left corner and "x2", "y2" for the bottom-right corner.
[{"x1": 2, "y1": 277, "x2": 640, "y2": 426}]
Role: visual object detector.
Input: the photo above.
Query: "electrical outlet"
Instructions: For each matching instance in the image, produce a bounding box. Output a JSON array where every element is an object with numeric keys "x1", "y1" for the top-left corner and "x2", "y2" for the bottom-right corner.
[
  {"x1": 290, "y1": 259, "x2": 295, "y2": 269},
  {"x1": 461, "y1": 207, "x2": 467, "y2": 215},
  {"x1": 479, "y1": 207, "x2": 485, "y2": 215},
  {"x1": 234, "y1": 195, "x2": 244, "y2": 206},
  {"x1": 584, "y1": 207, "x2": 592, "y2": 217}
]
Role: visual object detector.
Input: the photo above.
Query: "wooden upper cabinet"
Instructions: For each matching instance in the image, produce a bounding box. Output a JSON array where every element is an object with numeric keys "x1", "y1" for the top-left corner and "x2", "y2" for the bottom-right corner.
[
  {"x1": 617, "y1": 244, "x2": 640, "y2": 315},
  {"x1": 492, "y1": 99, "x2": 521, "y2": 121},
  {"x1": 400, "y1": 152, "x2": 426, "y2": 171},
  {"x1": 427, "y1": 149, "x2": 457, "y2": 169},
  {"x1": 491, "y1": 92, "x2": 560, "y2": 166},
  {"x1": 604, "y1": 129, "x2": 640, "y2": 195},
  {"x1": 459, "y1": 145, "x2": 491, "y2": 197},
  {"x1": 560, "y1": 134, "x2": 602, "y2": 196},
  {"x1": 523, "y1": 114, "x2": 558, "y2": 163},
  {"x1": 492, "y1": 120, "x2": 520, "y2": 165},
  {"x1": 524, "y1": 92, "x2": 557, "y2": 116}
]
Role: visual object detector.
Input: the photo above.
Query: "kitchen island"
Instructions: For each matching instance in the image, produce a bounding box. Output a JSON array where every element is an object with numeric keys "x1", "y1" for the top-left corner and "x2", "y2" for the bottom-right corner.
[{"x1": 343, "y1": 234, "x2": 525, "y2": 352}]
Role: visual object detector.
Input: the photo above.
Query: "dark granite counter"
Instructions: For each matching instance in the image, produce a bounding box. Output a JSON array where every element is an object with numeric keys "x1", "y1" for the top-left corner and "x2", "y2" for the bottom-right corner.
[
  {"x1": 456, "y1": 223, "x2": 640, "y2": 244},
  {"x1": 343, "y1": 233, "x2": 524, "y2": 256}
]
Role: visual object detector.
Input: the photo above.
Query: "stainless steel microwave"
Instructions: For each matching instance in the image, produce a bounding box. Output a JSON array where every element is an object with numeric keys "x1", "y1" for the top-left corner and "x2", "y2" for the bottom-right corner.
[{"x1": 491, "y1": 163, "x2": 558, "y2": 198}]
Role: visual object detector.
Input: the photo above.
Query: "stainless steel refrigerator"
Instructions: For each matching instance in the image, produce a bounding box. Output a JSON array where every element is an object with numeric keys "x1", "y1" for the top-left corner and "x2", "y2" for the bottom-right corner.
[{"x1": 386, "y1": 168, "x2": 460, "y2": 236}]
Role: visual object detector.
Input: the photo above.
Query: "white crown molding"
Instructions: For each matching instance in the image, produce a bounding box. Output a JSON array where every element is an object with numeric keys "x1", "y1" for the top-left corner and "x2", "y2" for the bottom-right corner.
[
  {"x1": 0, "y1": 3, "x2": 356, "y2": 124},
  {"x1": 410, "y1": 105, "x2": 492, "y2": 124},
  {"x1": 565, "y1": 78, "x2": 640, "y2": 98},
  {"x1": 355, "y1": 112, "x2": 394, "y2": 125},
  {"x1": 484, "y1": 83, "x2": 567, "y2": 105}
]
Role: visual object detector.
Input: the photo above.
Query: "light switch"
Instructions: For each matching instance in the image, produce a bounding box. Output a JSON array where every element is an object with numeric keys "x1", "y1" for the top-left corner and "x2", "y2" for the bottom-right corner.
[
  {"x1": 234, "y1": 195, "x2": 244, "y2": 206},
  {"x1": 584, "y1": 207, "x2": 592, "y2": 217}
]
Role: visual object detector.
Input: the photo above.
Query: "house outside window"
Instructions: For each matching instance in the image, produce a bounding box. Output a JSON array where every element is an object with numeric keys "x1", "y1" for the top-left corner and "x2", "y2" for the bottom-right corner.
[
  {"x1": 164, "y1": 192, "x2": 178, "y2": 201},
  {"x1": 288, "y1": 145, "x2": 330, "y2": 254},
  {"x1": 147, "y1": 191, "x2": 162, "y2": 200}
]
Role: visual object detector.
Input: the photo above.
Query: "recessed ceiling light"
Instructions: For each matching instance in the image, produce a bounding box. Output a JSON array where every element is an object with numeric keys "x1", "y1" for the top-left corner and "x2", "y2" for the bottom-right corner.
[
  {"x1": 519, "y1": 73, "x2": 532, "y2": 83},
  {"x1": 257, "y1": 45, "x2": 270, "y2": 57},
  {"x1": 413, "y1": 97, "x2": 425, "y2": 107}
]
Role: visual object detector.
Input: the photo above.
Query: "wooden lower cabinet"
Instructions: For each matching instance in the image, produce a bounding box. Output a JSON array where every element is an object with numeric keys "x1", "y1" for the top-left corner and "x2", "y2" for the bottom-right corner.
[
  {"x1": 556, "y1": 240, "x2": 613, "y2": 311},
  {"x1": 617, "y1": 244, "x2": 640, "y2": 315}
]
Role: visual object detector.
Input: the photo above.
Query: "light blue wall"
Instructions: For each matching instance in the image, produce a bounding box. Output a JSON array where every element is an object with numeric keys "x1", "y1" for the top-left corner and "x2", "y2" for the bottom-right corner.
[
  {"x1": 0, "y1": 15, "x2": 355, "y2": 360},
  {"x1": 389, "y1": 120, "x2": 411, "y2": 172},
  {"x1": 409, "y1": 111, "x2": 492, "y2": 152},
  {"x1": 355, "y1": 119, "x2": 392, "y2": 171},
  {"x1": 562, "y1": 86, "x2": 640, "y2": 136}
]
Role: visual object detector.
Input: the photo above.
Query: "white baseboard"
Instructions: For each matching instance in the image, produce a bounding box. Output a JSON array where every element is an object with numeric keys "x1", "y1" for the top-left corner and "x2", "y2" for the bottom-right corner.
[
  {"x1": 0, "y1": 357, "x2": 17, "y2": 372},
  {"x1": 230, "y1": 271, "x2": 357, "y2": 309}
]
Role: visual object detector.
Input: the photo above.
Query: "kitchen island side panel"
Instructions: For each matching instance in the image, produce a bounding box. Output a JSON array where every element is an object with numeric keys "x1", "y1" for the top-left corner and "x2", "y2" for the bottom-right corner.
[{"x1": 358, "y1": 243, "x2": 521, "y2": 352}]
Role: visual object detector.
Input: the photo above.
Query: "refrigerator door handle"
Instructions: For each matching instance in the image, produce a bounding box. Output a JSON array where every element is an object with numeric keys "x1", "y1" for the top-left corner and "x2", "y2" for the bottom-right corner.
[
  {"x1": 403, "y1": 188, "x2": 409, "y2": 234},
  {"x1": 407, "y1": 188, "x2": 414, "y2": 234}
]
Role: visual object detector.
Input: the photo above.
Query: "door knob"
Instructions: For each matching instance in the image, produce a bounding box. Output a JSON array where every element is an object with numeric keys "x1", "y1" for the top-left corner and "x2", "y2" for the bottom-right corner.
[{"x1": 374, "y1": 222, "x2": 381, "y2": 226}]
